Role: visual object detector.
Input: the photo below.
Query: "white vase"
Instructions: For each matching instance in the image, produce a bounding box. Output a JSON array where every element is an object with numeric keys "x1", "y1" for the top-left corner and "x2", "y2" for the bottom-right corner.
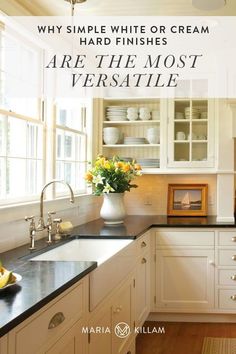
[{"x1": 100, "y1": 193, "x2": 126, "y2": 225}]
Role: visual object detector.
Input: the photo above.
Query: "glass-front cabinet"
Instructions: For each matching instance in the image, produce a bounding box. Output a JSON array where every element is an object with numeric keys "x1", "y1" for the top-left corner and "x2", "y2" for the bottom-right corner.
[{"x1": 167, "y1": 99, "x2": 215, "y2": 168}]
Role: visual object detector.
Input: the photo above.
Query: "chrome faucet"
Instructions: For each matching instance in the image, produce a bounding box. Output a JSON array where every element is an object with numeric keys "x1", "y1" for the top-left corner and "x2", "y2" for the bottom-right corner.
[
  {"x1": 37, "y1": 180, "x2": 75, "y2": 231},
  {"x1": 25, "y1": 180, "x2": 75, "y2": 248},
  {"x1": 25, "y1": 216, "x2": 36, "y2": 250}
]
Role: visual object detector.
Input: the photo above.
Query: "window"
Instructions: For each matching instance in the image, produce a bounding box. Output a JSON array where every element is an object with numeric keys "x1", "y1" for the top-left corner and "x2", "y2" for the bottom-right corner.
[
  {"x1": 55, "y1": 99, "x2": 89, "y2": 195},
  {"x1": 0, "y1": 20, "x2": 92, "y2": 206},
  {"x1": 0, "y1": 21, "x2": 44, "y2": 204},
  {"x1": 0, "y1": 113, "x2": 44, "y2": 203}
]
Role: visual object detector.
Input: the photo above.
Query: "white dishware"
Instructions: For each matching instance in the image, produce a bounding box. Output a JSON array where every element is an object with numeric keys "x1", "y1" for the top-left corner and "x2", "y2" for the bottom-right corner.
[
  {"x1": 139, "y1": 107, "x2": 151, "y2": 120},
  {"x1": 103, "y1": 127, "x2": 120, "y2": 145},
  {"x1": 127, "y1": 107, "x2": 138, "y2": 114},
  {"x1": 176, "y1": 131, "x2": 186, "y2": 140},
  {"x1": 175, "y1": 112, "x2": 184, "y2": 120},
  {"x1": 127, "y1": 113, "x2": 138, "y2": 121},
  {"x1": 146, "y1": 127, "x2": 160, "y2": 144}
]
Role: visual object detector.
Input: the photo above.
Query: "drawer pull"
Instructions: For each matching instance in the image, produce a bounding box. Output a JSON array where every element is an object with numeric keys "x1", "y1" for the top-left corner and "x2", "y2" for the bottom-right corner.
[
  {"x1": 141, "y1": 257, "x2": 147, "y2": 264},
  {"x1": 232, "y1": 256, "x2": 236, "y2": 261},
  {"x1": 141, "y1": 241, "x2": 147, "y2": 248},
  {"x1": 113, "y1": 306, "x2": 122, "y2": 314},
  {"x1": 48, "y1": 312, "x2": 65, "y2": 329},
  {"x1": 232, "y1": 237, "x2": 236, "y2": 242},
  {"x1": 231, "y1": 295, "x2": 236, "y2": 301},
  {"x1": 231, "y1": 275, "x2": 236, "y2": 281}
]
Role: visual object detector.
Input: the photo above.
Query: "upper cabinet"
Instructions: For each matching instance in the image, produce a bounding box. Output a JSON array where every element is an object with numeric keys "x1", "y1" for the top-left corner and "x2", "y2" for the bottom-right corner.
[
  {"x1": 101, "y1": 98, "x2": 161, "y2": 172},
  {"x1": 167, "y1": 99, "x2": 215, "y2": 169},
  {"x1": 98, "y1": 97, "x2": 216, "y2": 173}
]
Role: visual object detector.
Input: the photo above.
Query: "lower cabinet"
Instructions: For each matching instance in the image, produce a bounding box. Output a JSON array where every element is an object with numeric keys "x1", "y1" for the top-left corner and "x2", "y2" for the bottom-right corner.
[
  {"x1": 155, "y1": 248, "x2": 215, "y2": 310},
  {"x1": 8, "y1": 278, "x2": 88, "y2": 354},
  {"x1": 88, "y1": 274, "x2": 135, "y2": 354},
  {"x1": 45, "y1": 318, "x2": 87, "y2": 354},
  {"x1": 0, "y1": 335, "x2": 8, "y2": 354}
]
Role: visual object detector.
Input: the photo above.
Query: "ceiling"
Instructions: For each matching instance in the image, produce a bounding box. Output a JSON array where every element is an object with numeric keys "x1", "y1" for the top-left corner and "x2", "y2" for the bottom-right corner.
[{"x1": 2, "y1": 0, "x2": 236, "y2": 16}]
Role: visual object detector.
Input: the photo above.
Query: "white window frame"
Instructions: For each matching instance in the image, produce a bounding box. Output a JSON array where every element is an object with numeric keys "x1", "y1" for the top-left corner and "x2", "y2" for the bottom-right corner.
[{"x1": 0, "y1": 17, "x2": 93, "y2": 219}]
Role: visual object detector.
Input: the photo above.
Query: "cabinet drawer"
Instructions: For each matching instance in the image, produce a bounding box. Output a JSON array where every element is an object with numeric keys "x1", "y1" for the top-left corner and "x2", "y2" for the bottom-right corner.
[
  {"x1": 219, "y1": 289, "x2": 236, "y2": 310},
  {"x1": 218, "y1": 269, "x2": 236, "y2": 286},
  {"x1": 218, "y1": 250, "x2": 236, "y2": 266},
  {"x1": 136, "y1": 232, "x2": 150, "y2": 256},
  {"x1": 218, "y1": 231, "x2": 236, "y2": 246},
  {"x1": 156, "y1": 231, "x2": 214, "y2": 247},
  {"x1": 12, "y1": 282, "x2": 84, "y2": 354}
]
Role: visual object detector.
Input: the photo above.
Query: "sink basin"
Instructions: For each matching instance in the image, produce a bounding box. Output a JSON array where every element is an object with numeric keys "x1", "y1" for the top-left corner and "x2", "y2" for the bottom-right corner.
[{"x1": 30, "y1": 239, "x2": 133, "y2": 266}]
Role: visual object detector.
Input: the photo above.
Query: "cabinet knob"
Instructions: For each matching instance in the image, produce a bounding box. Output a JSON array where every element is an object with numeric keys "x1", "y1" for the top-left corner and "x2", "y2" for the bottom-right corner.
[
  {"x1": 208, "y1": 260, "x2": 214, "y2": 265},
  {"x1": 141, "y1": 241, "x2": 147, "y2": 248},
  {"x1": 113, "y1": 306, "x2": 122, "y2": 314},
  {"x1": 141, "y1": 257, "x2": 147, "y2": 264},
  {"x1": 232, "y1": 237, "x2": 236, "y2": 242},
  {"x1": 232, "y1": 255, "x2": 236, "y2": 261},
  {"x1": 231, "y1": 275, "x2": 236, "y2": 281},
  {"x1": 48, "y1": 312, "x2": 65, "y2": 329},
  {"x1": 231, "y1": 295, "x2": 236, "y2": 301}
]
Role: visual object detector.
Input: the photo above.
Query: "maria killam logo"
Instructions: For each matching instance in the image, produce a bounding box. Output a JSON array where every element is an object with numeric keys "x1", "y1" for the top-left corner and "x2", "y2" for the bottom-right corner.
[
  {"x1": 81, "y1": 323, "x2": 165, "y2": 337},
  {"x1": 114, "y1": 322, "x2": 131, "y2": 338}
]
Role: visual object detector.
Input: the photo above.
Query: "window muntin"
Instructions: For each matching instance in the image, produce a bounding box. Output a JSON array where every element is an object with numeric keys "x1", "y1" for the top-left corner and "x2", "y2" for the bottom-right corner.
[{"x1": 55, "y1": 99, "x2": 88, "y2": 195}]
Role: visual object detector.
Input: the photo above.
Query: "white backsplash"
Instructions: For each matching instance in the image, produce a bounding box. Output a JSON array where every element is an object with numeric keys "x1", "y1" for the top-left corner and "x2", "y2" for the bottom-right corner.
[
  {"x1": 0, "y1": 196, "x2": 102, "y2": 253},
  {"x1": 124, "y1": 174, "x2": 216, "y2": 215}
]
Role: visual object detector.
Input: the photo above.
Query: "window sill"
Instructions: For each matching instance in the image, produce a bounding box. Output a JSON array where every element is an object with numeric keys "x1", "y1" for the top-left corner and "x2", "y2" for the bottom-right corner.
[{"x1": 0, "y1": 193, "x2": 96, "y2": 225}]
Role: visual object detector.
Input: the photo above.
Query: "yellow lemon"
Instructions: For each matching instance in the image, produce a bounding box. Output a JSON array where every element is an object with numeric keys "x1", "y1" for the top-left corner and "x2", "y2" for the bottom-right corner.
[{"x1": 0, "y1": 269, "x2": 12, "y2": 288}]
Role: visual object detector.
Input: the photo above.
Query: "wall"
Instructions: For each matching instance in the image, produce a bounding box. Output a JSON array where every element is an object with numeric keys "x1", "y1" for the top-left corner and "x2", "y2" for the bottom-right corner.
[
  {"x1": 125, "y1": 174, "x2": 216, "y2": 215},
  {"x1": 0, "y1": 195, "x2": 102, "y2": 253}
]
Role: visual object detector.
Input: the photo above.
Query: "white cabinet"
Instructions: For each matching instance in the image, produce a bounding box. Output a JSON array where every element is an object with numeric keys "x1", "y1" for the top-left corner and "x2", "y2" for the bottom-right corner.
[
  {"x1": 8, "y1": 278, "x2": 88, "y2": 354},
  {"x1": 101, "y1": 98, "x2": 161, "y2": 172},
  {"x1": 135, "y1": 232, "x2": 151, "y2": 327},
  {"x1": 88, "y1": 274, "x2": 135, "y2": 354},
  {"x1": 167, "y1": 98, "x2": 215, "y2": 168},
  {"x1": 216, "y1": 230, "x2": 236, "y2": 311},
  {"x1": 0, "y1": 335, "x2": 8, "y2": 354},
  {"x1": 154, "y1": 229, "x2": 215, "y2": 312},
  {"x1": 156, "y1": 249, "x2": 215, "y2": 310},
  {"x1": 45, "y1": 318, "x2": 86, "y2": 354},
  {"x1": 112, "y1": 276, "x2": 134, "y2": 354}
]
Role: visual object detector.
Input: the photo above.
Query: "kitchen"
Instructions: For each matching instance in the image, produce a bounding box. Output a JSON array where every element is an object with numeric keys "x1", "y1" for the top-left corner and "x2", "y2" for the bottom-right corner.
[{"x1": 1, "y1": 1, "x2": 236, "y2": 354}]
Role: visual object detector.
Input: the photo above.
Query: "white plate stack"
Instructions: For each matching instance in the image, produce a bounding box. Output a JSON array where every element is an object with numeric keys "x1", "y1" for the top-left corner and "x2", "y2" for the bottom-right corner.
[
  {"x1": 106, "y1": 106, "x2": 127, "y2": 121},
  {"x1": 185, "y1": 107, "x2": 201, "y2": 119},
  {"x1": 103, "y1": 127, "x2": 120, "y2": 145},
  {"x1": 136, "y1": 158, "x2": 160, "y2": 168},
  {"x1": 124, "y1": 137, "x2": 147, "y2": 145}
]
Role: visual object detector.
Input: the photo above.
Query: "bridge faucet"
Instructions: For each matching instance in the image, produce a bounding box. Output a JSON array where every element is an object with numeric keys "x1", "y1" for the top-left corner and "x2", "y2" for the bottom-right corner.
[{"x1": 37, "y1": 180, "x2": 75, "y2": 231}]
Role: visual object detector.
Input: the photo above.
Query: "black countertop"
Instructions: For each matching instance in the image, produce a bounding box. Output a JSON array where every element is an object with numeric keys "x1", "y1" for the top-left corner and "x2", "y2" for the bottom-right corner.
[
  {"x1": 1, "y1": 214, "x2": 236, "y2": 338},
  {"x1": 72, "y1": 215, "x2": 236, "y2": 239}
]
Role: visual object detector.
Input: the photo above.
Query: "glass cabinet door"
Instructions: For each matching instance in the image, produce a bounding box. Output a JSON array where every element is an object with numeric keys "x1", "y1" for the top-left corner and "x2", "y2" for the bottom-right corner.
[{"x1": 168, "y1": 99, "x2": 214, "y2": 168}]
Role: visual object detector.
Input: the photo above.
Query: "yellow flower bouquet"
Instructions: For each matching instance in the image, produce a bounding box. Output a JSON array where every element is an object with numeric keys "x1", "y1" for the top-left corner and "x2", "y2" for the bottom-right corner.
[{"x1": 85, "y1": 155, "x2": 142, "y2": 196}]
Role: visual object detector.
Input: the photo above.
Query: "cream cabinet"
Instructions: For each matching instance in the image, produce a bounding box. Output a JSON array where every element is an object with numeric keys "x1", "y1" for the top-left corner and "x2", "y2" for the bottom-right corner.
[
  {"x1": 216, "y1": 230, "x2": 236, "y2": 311},
  {"x1": 45, "y1": 318, "x2": 87, "y2": 354},
  {"x1": 156, "y1": 249, "x2": 215, "y2": 310},
  {"x1": 154, "y1": 229, "x2": 215, "y2": 311},
  {"x1": 88, "y1": 274, "x2": 135, "y2": 354},
  {"x1": 0, "y1": 335, "x2": 8, "y2": 354},
  {"x1": 167, "y1": 98, "x2": 215, "y2": 168},
  {"x1": 100, "y1": 98, "x2": 161, "y2": 172},
  {"x1": 135, "y1": 231, "x2": 151, "y2": 327},
  {"x1": 8, "y1": 278, "x2": 88, "y2": 354}
]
